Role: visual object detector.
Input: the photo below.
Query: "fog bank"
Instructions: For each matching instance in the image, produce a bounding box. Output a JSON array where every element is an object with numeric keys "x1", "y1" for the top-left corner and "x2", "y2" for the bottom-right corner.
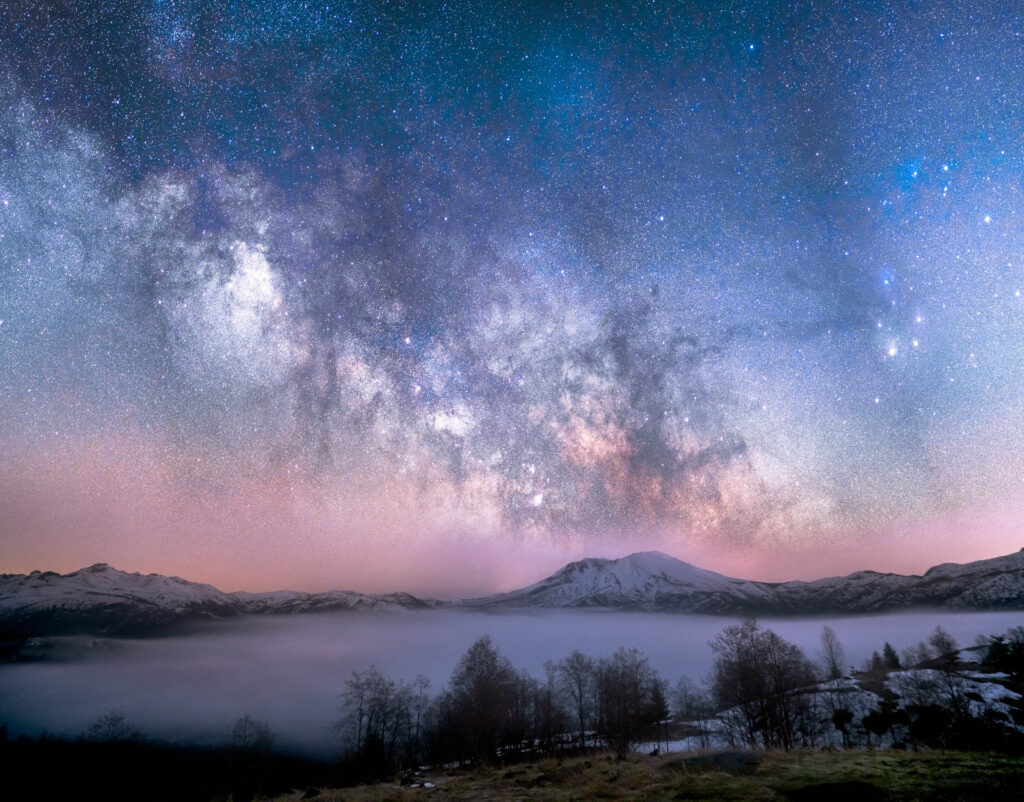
[{"x1": 1, "y1": 609, "x2": 1019, "y2": 756}]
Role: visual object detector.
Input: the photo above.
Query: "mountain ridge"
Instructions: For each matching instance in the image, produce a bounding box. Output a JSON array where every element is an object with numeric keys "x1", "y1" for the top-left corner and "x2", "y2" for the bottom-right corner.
[
  {"x1": 2, "y1": 548, "x2": 1023, "y2": 638},
  {"x1": 459, "y1": 548, "x2": 1024, "y2": 614},
  {"x1": 0, "y1": 563, "x2": 433, "y2": 637}
]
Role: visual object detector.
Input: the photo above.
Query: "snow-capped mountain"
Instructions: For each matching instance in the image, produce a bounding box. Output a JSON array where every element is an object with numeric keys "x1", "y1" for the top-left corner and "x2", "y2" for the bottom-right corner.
[
  {"x1": 2, "y1": 548, "x2": 1023, "y2": 638},
  {"x1": 459, "y1": 548, "x2": 1024, "y2": 613},
  {"x1": 766, "y1": 547, "x2": 1024, "y2": 613},
  {"x1": 462, "y1": 551, "x2": 776, "y2": 613},
  {"x1": 0, "y1": 563, "x2": 430, "y2": 637},
  {"x1": 0, "y1": 563, "x2": 240, "y2": 637}
]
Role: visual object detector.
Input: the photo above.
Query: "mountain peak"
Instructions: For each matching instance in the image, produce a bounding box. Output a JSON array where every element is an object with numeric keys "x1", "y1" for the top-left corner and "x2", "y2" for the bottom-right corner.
[
  {"x1": 564, "y1": 551, "x2": 699, "y2": 574},
  {"x1": 612, "y1": 550, "x2": 737, "y2": 587},
  {"x1": 465, "y1": 548, "x2": 745, "y2": 610},
  {"x1": 620, "y1": 550, "x2": 698, "y2": 571}
]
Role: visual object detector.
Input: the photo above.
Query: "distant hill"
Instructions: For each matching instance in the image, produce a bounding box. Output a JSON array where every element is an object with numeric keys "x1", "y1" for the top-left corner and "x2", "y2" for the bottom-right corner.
[{"x1": 2, "y1": 548, "x2": 1023, "y2": 638}]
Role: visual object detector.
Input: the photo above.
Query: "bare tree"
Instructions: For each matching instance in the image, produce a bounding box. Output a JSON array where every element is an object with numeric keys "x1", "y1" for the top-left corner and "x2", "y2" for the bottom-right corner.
[
  {"x1": 557, "y1": 649, "x2": 596, "y2": 750},
  {"x1": 929, "y1": 626, "x2": 957, "y2": 660},
  {"x1": 339, "y1": 665, "x2": 416, "y2": 778},
  {"x1": 820, "y1": 626, "x2": 846, "y2": 680},
  {"x1": 709, "y1": 619, "x2": 818, "y2": 750},
  {"x1": 671, "y1": 676, "x2": 714, "y2": 749},
  {"x1": 536, "y1": 660, "x2": 567, "y2": 753},
  {"x1": 901, "y1": 640, "x2": 933, "y2": 668},
  {"x1": 648, "y1": 675, "x2": 670, "y2": 752},
  {"x1": 985, "y1": 628, "x2": 1024, "y2": 683},
  {"x1": 404, "y1": 675, "x2": 431, "y2": 764},
  {"x1": 85, "y1": 711, "x2": 143, "y2": 743},
  {"x1": 504, "y1": 667, "x2": 538, "y2": 760},
  {"x1": 435, "y1": 636, "x2": 520, "y2": 764},
  {"x1": 230, "y1": 714, "x2": 274, "y2": 753},
  {"x1": 595, "y1": 647, "x2": 661, "y2": 755}
]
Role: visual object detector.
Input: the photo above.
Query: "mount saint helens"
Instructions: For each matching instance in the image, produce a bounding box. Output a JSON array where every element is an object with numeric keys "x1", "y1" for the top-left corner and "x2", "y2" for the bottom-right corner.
[{"x1": 2, "y1": 549, "x2": 1023, "y2": 638}]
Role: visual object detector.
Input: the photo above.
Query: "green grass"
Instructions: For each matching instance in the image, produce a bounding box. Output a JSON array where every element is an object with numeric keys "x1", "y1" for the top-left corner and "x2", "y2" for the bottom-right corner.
[{"x1": 259, "y1": 749, "x2": 1024, "y2": 801}]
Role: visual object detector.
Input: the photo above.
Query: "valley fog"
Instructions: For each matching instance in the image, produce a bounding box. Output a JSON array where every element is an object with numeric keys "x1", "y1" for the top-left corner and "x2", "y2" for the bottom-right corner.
[{"x1": 1, "y1": 609, "x2": 1021, "y2": 757}]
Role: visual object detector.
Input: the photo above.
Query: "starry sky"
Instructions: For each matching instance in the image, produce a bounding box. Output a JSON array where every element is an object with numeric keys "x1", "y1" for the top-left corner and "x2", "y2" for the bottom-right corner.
[{"x1": 2, "y1": 1, "x2": 1023, "y2": 595}]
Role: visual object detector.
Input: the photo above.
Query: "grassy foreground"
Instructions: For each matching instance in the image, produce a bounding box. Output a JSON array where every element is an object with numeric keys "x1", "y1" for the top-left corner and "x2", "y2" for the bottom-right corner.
[{"x1": 260, "y1": 749, "x2": 1024, "y2": 801}]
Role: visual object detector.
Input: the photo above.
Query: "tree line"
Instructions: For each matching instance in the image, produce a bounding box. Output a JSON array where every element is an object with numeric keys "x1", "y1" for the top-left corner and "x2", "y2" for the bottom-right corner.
[
  {"x1": 337, "y1": 636, "x2": 671, "y2": 781},
  {"x1": 62, "y1": 620, "x2": 1024, "y2": 786},
  {"x1": 333, "y1": 621, "x2": 1024, "y2": 782}
]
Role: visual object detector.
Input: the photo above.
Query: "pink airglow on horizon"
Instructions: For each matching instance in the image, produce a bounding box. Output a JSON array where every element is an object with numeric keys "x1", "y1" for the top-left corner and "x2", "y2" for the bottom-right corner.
[{"x1": 2, "y1": 431, "x2": 1020, "y2": 598}]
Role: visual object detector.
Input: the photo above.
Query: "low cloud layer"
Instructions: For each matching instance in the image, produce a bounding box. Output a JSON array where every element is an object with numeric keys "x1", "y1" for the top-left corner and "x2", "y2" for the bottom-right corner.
[{"x1": 3, "y1": 610, "x2": 1020, "y2": 756}]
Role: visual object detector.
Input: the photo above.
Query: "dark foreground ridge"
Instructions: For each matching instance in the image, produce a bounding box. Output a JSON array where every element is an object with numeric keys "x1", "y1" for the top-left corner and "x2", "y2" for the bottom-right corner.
[
  {"x1": 306, "y1": 750, "x2": 1024, "y2": 802},
  {"x1": 5, "y1": 740, "x2": 1021, "y2": 802},
  {"x1": 2, "y1": 548, "x2": 1023, "y2": 638}
]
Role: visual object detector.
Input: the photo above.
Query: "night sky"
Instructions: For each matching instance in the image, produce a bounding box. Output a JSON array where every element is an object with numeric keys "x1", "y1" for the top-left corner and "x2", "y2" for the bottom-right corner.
[{"x1": 2, "y1": 1, "x2": 1023, "y2": 595}]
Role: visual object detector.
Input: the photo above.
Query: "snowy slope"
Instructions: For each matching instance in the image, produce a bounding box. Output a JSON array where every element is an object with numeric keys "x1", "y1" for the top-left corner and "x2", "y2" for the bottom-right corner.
[
  {"x1": 0, "y1": 563, "x2": 233, "y2": 613},
  {"x1": 913, "y1": 549, "x2": 1024, "y2": 608},
  {"x1": 232, "y1": 588, "x2": 431, "y2": 613},
  {"x1": 464, "y1": 551, "x2": 776, "y2": 612},
  {"x1": 772, "y1": 548, "x2": 1024, "y2": 613},
  {"x1": 0, "y1": 564, "x2": 241, "y2": 636},
  {"x1": 671, "y1": 669, "x2": 1024, "y2": 754},
  {"x1": 0, "y1": 564, "x2": 430, "y2": 637},
  {"x1": 461, "y1": 549, "x2": 1024, "y2": 613}
]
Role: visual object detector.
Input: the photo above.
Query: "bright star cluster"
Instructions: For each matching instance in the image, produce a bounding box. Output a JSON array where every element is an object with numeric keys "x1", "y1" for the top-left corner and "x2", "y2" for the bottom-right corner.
[{"x1": 1, "y1": 2, "x2": 1023, "y2": 593}]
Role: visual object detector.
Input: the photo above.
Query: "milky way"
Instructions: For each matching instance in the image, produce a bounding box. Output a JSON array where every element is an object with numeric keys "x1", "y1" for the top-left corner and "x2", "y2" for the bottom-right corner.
[{"x1": 2, "y1": 2, "x2": 1023, "y2": 592}]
